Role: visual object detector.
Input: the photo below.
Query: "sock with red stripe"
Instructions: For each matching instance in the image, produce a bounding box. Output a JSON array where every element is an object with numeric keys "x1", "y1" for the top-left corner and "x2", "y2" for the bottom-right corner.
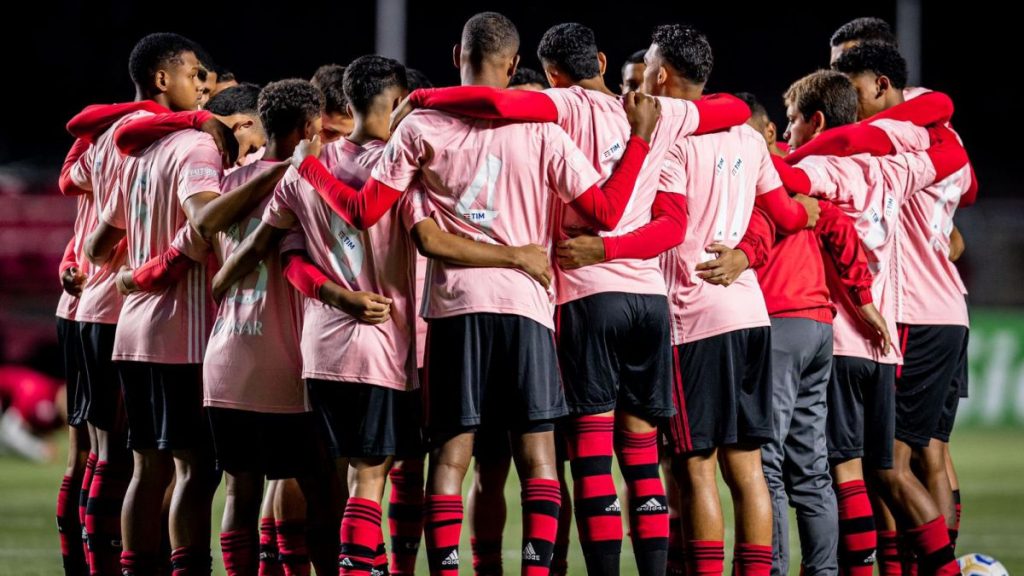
[
  {"x1": 80, "y1": 453, "x2": 97, "y2": 563},
  {"x1": 120, "y1": 550, "x2": 158, "y2": 576},
  {"x1": 567, "y1": 416, "x2": 621, "y2": 576},
  {"x1": 339, "y1": 498, "x2": 382, "y2": 576},
  {"x1": 617, "y1": 430, "x2": 669, "y2": 575},
  {"x1": 876, "y1": 530, "x2": 902, "y2": 576},
  {"x1": 387, "y1": 467, "x2": 423, "y2": 575},
  {"x1": 169, "y1": 546, "x2": 212, "y2": 576},
  {"x1": 666, "y1": 514, "x2": 685, "y2": 576},
  {"x1": 734, "y1": 543, "x2": 773, "y2": 576},
  {"x1": 374, "y1": 528, "x2": 389, "y2": 576},
  {"x1": 900, "y1": 531, "x2": 918, "y2": 576},
  {"x1": 471, "y1": 536, "x2": 502, "y2": 576},
  {"x1": 521, "y1": 478, "x2": 561, "y2": 576},
  {"x1": 85, "y1": 461, "x2": 129, "y2": 576},
  {"x1": 221, "y1": 529, "x2": 258, "y2": 576},
  {"x1": 950, "y1": 489, "x2": 961, "y2": 550},
  {"x1": 687, "y1": 540, "x2": 724, "y2": 576},
  {"x1": 424, "y1": 495, "x2": 463, "y2": 576},
  {"x1": 836, "y1": 480, "x2": 876, "y2": 576},
  {"x1": 258, "y1": 518, "x2": 283, "y2": 576},
  {"x1": 58, "y1": 474, "x2": 88, "y2": 576},
  {"x1": 276, "y1": 520, "x2": 310, "y2": 576},
  {"x1": 550, "y1": 478, "x2": 572, "y2": 576},
  {"x1": 907, "y1": 517, "x2": 959, "y2": 576}
]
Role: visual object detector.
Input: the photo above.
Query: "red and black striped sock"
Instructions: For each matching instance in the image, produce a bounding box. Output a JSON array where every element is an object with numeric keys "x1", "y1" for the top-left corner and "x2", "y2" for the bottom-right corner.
[
  {"x1": 387, "y1": 467, "x2": 423, "y2": 575},
  {"x1": 221, "y1": 529, "x2": 258, "y2": 576},
  {"x1": 899, "y1": 531, "x2": 918, "y2": 576},
  {"x1": 617, "y1": 430, "x2": 669, "y2": 575},
  {"x1": 836, "y1": 480, "x2": 876, "y2": 576},
  {"x1": 79, "y1": 453, "x2": 97, "y2": 563},
  {"x1": 258, "y1": 518, "x2": 283, "y2": 576},
  {"x1": 876, "y1": 530, "x2": 902, "y2": 576},
  {"x1": 169, "y1": 545, "x2": 212, "y2": 576},
  {"x1": 119, "y1": 550, "x2": 158, "y2": 576},
  {"x1": 734, "y1": 543, "x2": 773, "y2": 576},
  {"x1": 567, "y1": 415, "x2": 621, "y2": 575},
  {"x1": 374, "y1": 528, "x2": 389, "y2": 576},
  {"x1": 58, "y1": 474, "x2": 88, "y2": 576},
  {"x1": 550, "y1": 478, "x2": 572, "y2": 576},
  {"x1": 907, "y1": 517, "x2": 958, "y2": 576},
  {"x1": 471, "y1": 536, "x2": 502, "y2": 576},
  {"x1": 339, "y1": 498, "x2": 382, "y2": 576},
  {"x1": 950, "y1": 489, "x2": 961, "y2": 550},
  {"x1": 687, "y1": 540, "x2": 724, "y2": 576},
  {"x1": 666, "y1": 513, "x2": 685, "y2": 576},
  {"x1": 424, "y1": 495, "x2": 463, "y2": 576},
  {"x1": 85, "y1": 460, "x2": 129, "y2": 576},
  {"x1": 276, "y1": 520, "x2": 310, "y2": 576},
  {"x1": 521, "y1": 478, "x2": 561, "y2": 576}
]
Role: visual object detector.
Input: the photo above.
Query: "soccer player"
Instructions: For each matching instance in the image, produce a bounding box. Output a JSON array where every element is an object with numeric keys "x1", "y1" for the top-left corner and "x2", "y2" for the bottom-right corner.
[
  {"x1": 830, "y1": 40, "x2": 975, "y2": 557},
  {"x1": 621, "y1": 49, "x2": 646, "y2": 94},
  {"x1": 736, "y1": 92, "x2": 788, "y2": 157},
  {"x1": 312, "y1": 64, "x2": 355, "y2": 143},
  {"x1": 84, "y1": 83, "x2": 276, "y2": 575},
  {"x1": 773, "y1": 69, "x2": 969, "y2": 576},
  {"x1": 509, "y1": 67, "x2": 548, "y2": 90},
  {"x1": 828, "y1": 17, "x2": 898, "y2": 66}
]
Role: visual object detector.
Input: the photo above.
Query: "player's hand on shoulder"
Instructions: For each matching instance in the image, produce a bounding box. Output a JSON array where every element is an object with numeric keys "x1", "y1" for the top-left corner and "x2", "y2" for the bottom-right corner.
[
  {"x1": 291, "y1": 135, "x2": 322, "y2": 169},
  {"x1": 624, "y1": 91, "x2": 661, "y2": 144},
  {"x1": 389, "y1": 94, "x2": 416, "y2": 135},
  {"x1": 199, "y1": 117, "x2": 240, "y2": 169}
]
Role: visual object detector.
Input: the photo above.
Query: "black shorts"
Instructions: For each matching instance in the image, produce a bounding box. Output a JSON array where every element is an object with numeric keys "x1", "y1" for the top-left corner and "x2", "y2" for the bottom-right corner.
[
  {"x1": 895, "y1": 325, "x2": 968, "y2": 447},
  {"x1": 556, "y1": 292, "x2": 674, "y2": 420},
  {"x1": 207, "y1": 408, "x2": 318, "y2": 479},
  {"x1": 424, "y1": 313, "x2": 566, "y2": 439},
  {"x1": 826, "y1": 356, "x2": 895, "y2": 470},
  {"x1": 78, "y1": 322, "x2": 125, "y2": 433},
  {"x1": 307, "y1": 379, "x2": 423, "y2": 459},
  {"x1": 954, "y1": 329, "x2": 970, "y2": 399},
  {"x1": 666, "y1": 327, "x2": 773, "y2": 455},
  {"x1": 57, "y1": 317, "x2": 87, "y2": 428},
  {"x1": 472, "y1": 419, "x2": 568, "y2": 463},
  {"x1": 118, "y1": 362, "x2": 206, "y2": 451}
]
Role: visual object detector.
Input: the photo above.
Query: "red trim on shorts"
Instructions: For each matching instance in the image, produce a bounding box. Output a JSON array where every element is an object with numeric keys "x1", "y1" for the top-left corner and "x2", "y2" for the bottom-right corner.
[
  {"x1": 422, "y1": 324, "x2": 432, "y2": 429},
  {"x1": 896, "y1": 324, "x2": 910, "y2": 380},
  {"x1": 671, "y1": 347, "x2": 692, "y2": 452}
]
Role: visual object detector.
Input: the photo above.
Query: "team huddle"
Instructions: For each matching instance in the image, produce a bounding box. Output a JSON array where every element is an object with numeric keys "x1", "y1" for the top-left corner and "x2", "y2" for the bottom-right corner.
[{"x1": 52, "y1": 11, "x2": 974, "y2": 576}]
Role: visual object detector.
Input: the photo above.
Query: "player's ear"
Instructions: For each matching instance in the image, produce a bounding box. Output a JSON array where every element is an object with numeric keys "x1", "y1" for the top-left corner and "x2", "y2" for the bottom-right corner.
[
  {"x1": 657, "y1": 65, "x2": 668, "y2": 87},
  {"x1": 877, "y1": 74, "x2": 891, "y2": 98},
  {"x1": 452, "y1": 44, "x2": 462, "y2": 69},
  {"x1": 597, "y1": 52, "x2": 607, "y2": 76},
  {"x1": 507, "y1": 54, "x2": 521, "y2": 81},
  {"x1": 810, "y1": 111, "x2": 827, "y2": 136},
  {"x1": 155, "y1": 69, "x2": 168, "y2": 94},
  {"x1": 765, "y1": 121, "x2": 778, "y2": 146},
  {"x1": 346, "y1": 102, "x2": 355, "y2": 118}
]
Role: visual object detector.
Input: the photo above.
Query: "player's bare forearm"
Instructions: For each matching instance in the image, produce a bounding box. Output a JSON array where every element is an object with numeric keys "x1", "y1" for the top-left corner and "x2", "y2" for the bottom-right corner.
[
  {"x1": 412, "y1": 219, "x2": 552, "y2": 288},
  {"x1": 212, "y1": 223, "x2": 285, "y2": 299},
  {"x1": 84, "y1": 222, "x2": 126, "y2": 266},
  {"x1": 184, "y1": 163, "x2": 289, "y2": 239}
]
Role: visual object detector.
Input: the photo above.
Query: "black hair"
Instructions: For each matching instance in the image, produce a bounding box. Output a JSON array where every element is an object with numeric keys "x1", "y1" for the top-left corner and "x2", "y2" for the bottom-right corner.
[
  {"x1": 510, "y1": 67, "x2": 548, "y2": 88},
  {"x1": 205, "y1": 83, "x2": 261, "y2": 117},
  {"x1": 406, "y1": 68, "x2": 434, "y2": 90},
  {"x1": 311, "y1": 64, "x2": 348, "y2": 115},
  {"x1": 218, "y1": 70, "x2": 236, "y2": 83},
  {"x1": 735, "y1": 92, "x2": 768, "y2": 119},
  {"x1": 257, "y1": 79, "x2": 323, "y2": 140},
  {"x1": 626, "y1": 49, "x2": 646, "y2": 65},
  {"x1": 128, "y1": 33, "x2": 198, "y2": 90},
  {"x1": 650, "y1": 24, "x2": 713, "y2": 83},
  {"x1": 830, "y1": 17, "x2": 897, "y2": 47},
  {"x1": 536, "y1": 23, "x2": 601, "y2": 81},
  {"x1": 343, "y1": 55, "x2": 408, "y2": 115},
  {"x1": 832, "y1": 40, "x2": 908, "y2": 89},
  {"x1": 784, "y1": 70, "x2": 858, "y2": 129},
  {"x1": 461, "y1": 12, "x2": 520, "y2": 62}
]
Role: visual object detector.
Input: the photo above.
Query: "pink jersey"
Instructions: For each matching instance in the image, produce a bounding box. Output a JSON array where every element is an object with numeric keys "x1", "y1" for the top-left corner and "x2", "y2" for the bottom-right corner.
[
  {"x1": 102, "y1": 129, "x2": 221, "y2": 363},
  {"x1": 66, "y1": 111, "x2": 156, "y2": 324},
  {"x1": 869, "y1": 119, "x2": 971, "y2": 327},
  {"x1": 203, "y1": 160, "x2": 308, "y2": 413},
  {"x1": 797, "y1": 148, "x2": 939, "y2": 363},
  {"x1": 659, "y1": 124, "x2": 778, "y2": 344},
  {"x1": 264, "y1": 139, "x2": 417, "y2": 391},
  {"x1": 371, "y1": 109, "x2": 602, "y2": 330},
  {"x1": 399, "y1": 187, "x2": 433, "y2": 370},
  {"x1": 544, "y1": 87, "x2": 701, "y2": 304}
]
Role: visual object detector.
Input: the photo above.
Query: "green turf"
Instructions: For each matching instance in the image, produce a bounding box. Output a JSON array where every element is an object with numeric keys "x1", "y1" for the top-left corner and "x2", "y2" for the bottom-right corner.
[{"x1": 2, "y1": 429, "x2": 1022, "y2": 575}]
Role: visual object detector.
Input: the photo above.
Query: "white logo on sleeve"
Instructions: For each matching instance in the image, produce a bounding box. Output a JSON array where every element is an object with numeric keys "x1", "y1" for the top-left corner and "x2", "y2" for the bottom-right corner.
[{"x1": 441, "y1": 549, "x2": 460, "y2": 566}]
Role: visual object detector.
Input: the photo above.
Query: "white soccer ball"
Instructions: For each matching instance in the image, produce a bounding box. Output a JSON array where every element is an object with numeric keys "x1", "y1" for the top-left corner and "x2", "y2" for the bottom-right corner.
[{"x1": 958, "y1": 553, "x2": 1009, "y2": 576}]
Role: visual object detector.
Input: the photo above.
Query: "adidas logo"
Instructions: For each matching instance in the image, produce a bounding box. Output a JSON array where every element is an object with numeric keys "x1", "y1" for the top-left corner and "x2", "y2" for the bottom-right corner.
[
  {"x1": 605, "y1": 498, "x2": 622, "y2": 512},
  {"x1": 523, "y1": 542, "x2": 540, "y2": 562},
  {"x1": 441, "y1": 549, "x2": 460, "y2": 566},
  {"x1": 863, "y1": 551, "x2": 877, "y2": 565},
  {"x1": 340, "y1": 557, "x2": 355, "y2": 567},
  {"x1": 403, "y1": 541, "x2": 420, "y2": 551},
  {"x1": 371, "y1": 568, "x2": 386, "y2": 576},
  {"x1": 636, "y1": 497, "x2": 667, "y2": 512}
]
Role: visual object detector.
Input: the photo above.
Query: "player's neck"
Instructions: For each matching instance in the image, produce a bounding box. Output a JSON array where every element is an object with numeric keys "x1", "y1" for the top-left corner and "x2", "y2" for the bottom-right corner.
[
  {"x1": 662, "y1": 77, "x2": 705, "y2": 101},
  {"x1": 262, "y1": 139, "x2": 288, "y2": 162},
  {"x1": 576, "y1": 76, "x2": 615, "y2": 96},
  {"x1": 462, "y1": 67, "x2": 510, "y2": 88},
  {"x1": 348, "y1": 115, "x2": 388, "y2": 146}
]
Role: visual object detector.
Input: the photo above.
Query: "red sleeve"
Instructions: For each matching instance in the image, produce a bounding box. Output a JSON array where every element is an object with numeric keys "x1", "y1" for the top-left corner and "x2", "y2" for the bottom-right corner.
[
  {"x1": 926, "y1": 126, "x2": 970, "y2": 183},
  {"x1": 736, "y1": 207, "x2": 775, "y2": 269},
  {"x1": 114, "y1": 110, "x2": 213, "y2": 155},
  {"x1": 59, "y1": 236, "x2": 77, "y2": 276},
  {"x1": 692, "y1": 93, "x2": 752, "y2": 135},
  {"x1": 960, "y1": 163, "x2": 978, "y2": 208},
  {"x1": 297, "y1": 156, "x2": 403, "y2": 230},
  {"x1": 875, "y1": 91, "x2": 954, "y2": 127},
  {"x1": 409, "y1": 86, "x2": 559, "y2": 122},
  {"x1": 755, "y1": 186, "x2": 808, "y2": 234},
  {"x1": 569, "y1": 136, "x2": 650, "y2": 231},
  {"x1": 772, "y1": 155, "x2": 812, "y2": 194},
  {"x1": 131, "y1": 246, "x2": 195, "y2": 292},
  {"x1": 66, "y1": 101, "x2": 168, "y2": 142},
  {"x1": 58, "y1": 138, "x2": 91, "y2": 196},
  {"x1": 784, "y1": 124, "x2": 895, "y2": 164},
  {"x1": 602, "y1": 192, "x2": 687, "y2": 260},
  {"x1": 282, "y1": 251, "x2": 328, "y2": 300},
  {"x1": 816, "y1": 202, "x2": 874, "y2": 305}
]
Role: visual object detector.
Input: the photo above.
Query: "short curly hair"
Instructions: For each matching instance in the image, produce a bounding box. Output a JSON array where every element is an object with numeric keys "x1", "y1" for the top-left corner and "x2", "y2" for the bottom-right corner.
[
  {"x1": 461, "y1": 12, "x2": 519, "y2": 62},
  {"x1": 537, "y1": 23, "x2": 600, "y2": 81},
  {"x1": 650, "y1": 24, "x2": 713, "y2": 84},
  {"x1": 832, "y1": 40, "x2": 908, "y2": 89},
  {"x1": 128, "y1": 33, "x2": 198, "y2": 91},
  {"x1": 830, "y1": 17, "x2": 897, "y2": 47},
  {"x1": 784, "y1": 70, "x2": 858, "y2": 129},
  {"x1": 311, "y1": 64, "x2": 349, "y2": 115},
  {"x1": 258, "y1": 79, "x2": 324, "y2": 140},
  {"x1": 510, "y1": 67, "x2": 548, "y2": 88},
  {"x1": 343, "y1": 55, "x2": 407, "y2": 115},
  {"x1": 205, "y1": 83, "x2": 261, "y2": 117}
]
